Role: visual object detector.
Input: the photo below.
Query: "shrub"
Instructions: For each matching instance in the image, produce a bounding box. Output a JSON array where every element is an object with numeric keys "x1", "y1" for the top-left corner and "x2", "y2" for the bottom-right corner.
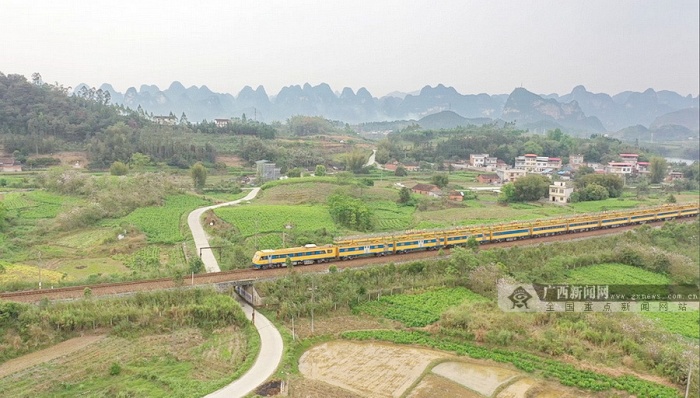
[
  {"x1": 109, "y1": 362, "x2": 122, "y2": 376},
  {"x1": 109, "y1": 161, "x2": 129, "y2": 176}
]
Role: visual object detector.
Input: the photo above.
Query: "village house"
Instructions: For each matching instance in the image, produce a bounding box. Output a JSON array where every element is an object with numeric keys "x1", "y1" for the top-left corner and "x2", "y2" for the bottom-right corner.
[
  {"x1": 667, "y1": 171, "x2": 684, "y2": 181},
  {"x1": 549, "y1": 181, "x2": 574, "y2": 204},
  {"x1": 477, "y1": 173, "x2": 500, "y2": 184},
  {"x1": 255, "y1": 160, "x2": 281, "y2": 182},
  {"x1": 448, "y1": 191, "x2": 464, "y2": 201},
  {"x1": 403, "y1": 162, "x2": 420, "y2": 172},
  {"x1": 569, "y1": 154, "x2": 585, "y2": 169},
  {"x1": 469, "y1": 154, "x2": 489, "y2": 167},
  {"x1": 153, "y1": 115, "x2": 178, "y2": 125},
  {"x1": 0, "y1": 157, "x2": 22, "y2": 172},
  {"x1": 636, "y1": 161, "x2": 650, "y2": 174},
  {"x1": 214, "y1": 118, "x2": 231, "y2": 128},
  {"x1": 496, "y1": 168, "x2": 527, "y2": 183},
  {"x1": 411, "y1": 183, "x2": 442, "y2": 197},
  {"x1": 606, "y1": 162, "x2": 634, "y2": 176},
  {"x1": 514, "y1": 154, "x2": 537, "y2": 172},
  {"x1": 619, "y1": 153, "x2": 639, "y2": 166}
]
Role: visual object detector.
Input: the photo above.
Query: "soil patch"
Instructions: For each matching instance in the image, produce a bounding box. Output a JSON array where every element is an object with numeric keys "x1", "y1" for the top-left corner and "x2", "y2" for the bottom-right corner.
[
  {"x1": 432, "y1": 361, "x2": 520, "y2": 396},
  {"x1": 407, "y1": 374, "x2": 483, "y2": 398},
  {"x1": 299, "y1": 341, "x2": 449, "y2": 397},
  {"x1": 0, "y1": 335, "x2": 104, "y2": 378}
]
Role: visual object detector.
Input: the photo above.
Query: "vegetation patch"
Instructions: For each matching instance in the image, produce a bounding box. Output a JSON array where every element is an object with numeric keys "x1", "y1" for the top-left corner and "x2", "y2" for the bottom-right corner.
[
  {"x1": 566, "y1": 263, "x2": 671, "y2": 285},
  {"x1": 341, "y1": 330, "x2": 680, "y2": 398},
  {"x1": 108, "y1": 194, "x2": 210, "y2": 243},
  {"x1": 0, "y1": 261, "x2": 65, "y2": 285},
  {"x1": 353, "y1": 287, "x2": 487, "y2": 327},
  {"x1": 215, "y1": 204, "x2": 336, "y2": 240}
]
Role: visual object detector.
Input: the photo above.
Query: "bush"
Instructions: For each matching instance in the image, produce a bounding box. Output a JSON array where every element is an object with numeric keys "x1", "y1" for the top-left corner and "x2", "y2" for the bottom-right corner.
[
  {"x1": 109, "y1": 161, "x2": 129, "y2": 176},
  {"x1": 109, "y1": 362, "x2": 122, "y2": 376}
]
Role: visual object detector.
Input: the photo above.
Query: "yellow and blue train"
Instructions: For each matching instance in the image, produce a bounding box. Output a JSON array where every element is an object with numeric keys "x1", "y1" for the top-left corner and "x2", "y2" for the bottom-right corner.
[{"x1": 251, "y1": 203, "x2": 699, "y2": 269}]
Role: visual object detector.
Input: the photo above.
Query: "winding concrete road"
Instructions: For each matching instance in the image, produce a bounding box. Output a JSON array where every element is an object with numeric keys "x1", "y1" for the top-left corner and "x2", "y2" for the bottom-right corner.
[
  {"x1": 187, "y1": 188, "x2": 260, "y2": 273},
  {"x1": 187, "y1": 188, "x2": 284, "y2": 398}
]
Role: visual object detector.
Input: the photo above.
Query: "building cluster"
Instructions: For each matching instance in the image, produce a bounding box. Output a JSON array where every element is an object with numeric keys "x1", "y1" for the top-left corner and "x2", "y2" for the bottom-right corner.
[{"x1": 402, "y1": 151, "x2": 688, "y2": 205}]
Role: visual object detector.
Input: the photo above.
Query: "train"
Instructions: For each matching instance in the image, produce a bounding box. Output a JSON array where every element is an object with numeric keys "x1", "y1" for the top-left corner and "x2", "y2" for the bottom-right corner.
[{"x1": 251, "y1": 203, "x2": 699, "y2": 269}]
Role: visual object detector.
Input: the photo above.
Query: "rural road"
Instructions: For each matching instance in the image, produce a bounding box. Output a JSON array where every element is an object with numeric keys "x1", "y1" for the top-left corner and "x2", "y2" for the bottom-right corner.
[
  {"x1": 187, "y1": 187, "x2": 284, "y2": 398},
  {"x1": 187, "y1": 188, "x2": 261, "y2": 273},
  {"x1": 365, "y1": 149, "x2": 377, "y2": 167}
]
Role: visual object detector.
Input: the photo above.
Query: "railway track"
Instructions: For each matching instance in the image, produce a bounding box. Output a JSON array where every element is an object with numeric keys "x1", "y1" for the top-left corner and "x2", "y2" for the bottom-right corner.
[{"x1": 1, "y1": 217, "x2": 695, "y2": 303}]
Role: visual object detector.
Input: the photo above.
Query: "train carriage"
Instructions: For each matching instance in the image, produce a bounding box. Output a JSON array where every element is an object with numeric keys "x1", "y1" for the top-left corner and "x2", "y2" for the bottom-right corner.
[
  {"x1": 336, "y1": 237, "x2": 394, "y2": 260},
  {"x1": 393, "y1": 232, "x2": 443, "y2": 253},
  {"x1": 443, "y1": 228, "x2": 485, "y2": 247},
  {"x1": 567, "y1": 216, "x2": 601, "y2": 231},
  {"x1": 252, "y1": 244, "x2": 336, "y2": 269},
  {"x1": 488, "y1": 222, "x2": 531, "y2": 242},
  {"x1": 531, "y1": 218, "x2": 568, "y2": 236}
]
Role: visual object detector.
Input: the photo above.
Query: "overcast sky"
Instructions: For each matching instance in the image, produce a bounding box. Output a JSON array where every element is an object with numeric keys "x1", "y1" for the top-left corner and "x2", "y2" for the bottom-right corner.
[{"x1": 3, "y1": 0, "x2": 698, "y2": 97}]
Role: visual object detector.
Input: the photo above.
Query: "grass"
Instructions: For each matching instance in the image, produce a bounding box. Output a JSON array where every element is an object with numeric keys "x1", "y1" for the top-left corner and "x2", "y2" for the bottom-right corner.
[
  {"x1": 566, "y1": 263, "x2": 698, "y2": 339},
  {"x1": 566, "y1": 263, "x2": 671, "y2": 285},
  {"x1": 2, "y1": 190, "x2": 82, "y2": 219},
  {"x1": 0, "y1": 261, "x2": 66, "y2": 285},
  {"x1": 214, "y1": 204, "x2": 336, "y2": 238},
  {"x1": 54, "y1": 258, "x2": 130, "y2": 280},
  {"x1": 0, "y1": 325, "x2": 258, "y2": 398},
  {"x1": 353, "y1": 287, "x2": 487, "y2": 327},
  {"x1": 107, "y1": 194, "x2": 211, "y2": 243}
]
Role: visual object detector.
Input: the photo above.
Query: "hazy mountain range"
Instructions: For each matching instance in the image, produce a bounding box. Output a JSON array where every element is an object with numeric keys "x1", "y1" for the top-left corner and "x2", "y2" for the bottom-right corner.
[{"x1": 88, "y1": 82, "x2": 699, "y2": 135}]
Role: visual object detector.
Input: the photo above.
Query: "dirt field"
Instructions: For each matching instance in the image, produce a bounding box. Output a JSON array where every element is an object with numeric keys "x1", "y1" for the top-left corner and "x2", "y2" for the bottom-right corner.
[
  {"x1": 297, "y1": 341, "x2": 594, "y2": 398},
  {"x1": 0, "y1": 327, "x2": 249, "y2": 397},
  {"x1": 0, "y1": 335, "x2": 104, "y2": 378}
]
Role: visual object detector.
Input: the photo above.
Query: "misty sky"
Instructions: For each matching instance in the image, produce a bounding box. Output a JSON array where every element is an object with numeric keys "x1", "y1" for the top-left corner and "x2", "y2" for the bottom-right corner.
[{"x1": 3, "y1": 0, "x2": 698, "y2": 97}]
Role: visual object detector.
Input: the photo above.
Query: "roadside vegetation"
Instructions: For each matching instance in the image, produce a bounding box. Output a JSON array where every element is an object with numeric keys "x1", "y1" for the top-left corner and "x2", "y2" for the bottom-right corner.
[{"x1": 0, "y1": 288, "x2": 256, "y2": 397}]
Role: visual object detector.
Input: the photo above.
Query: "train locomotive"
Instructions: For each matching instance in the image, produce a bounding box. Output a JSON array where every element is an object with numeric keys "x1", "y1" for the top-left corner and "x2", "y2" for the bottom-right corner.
[{"x1": 251, "y1": 203, "x2": 699, "y2": 269}]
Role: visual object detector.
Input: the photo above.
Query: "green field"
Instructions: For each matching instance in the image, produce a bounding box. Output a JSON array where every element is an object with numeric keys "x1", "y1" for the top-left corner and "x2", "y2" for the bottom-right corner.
[
  {"x1": 3, "y1": 190, "x2": 82, "y2": 219},
  {"x1": 566, "y1": 263, "x2": 671, "y2": 285},
  {"x1": 353, "y1": 287, "x2": 487, "y2": 327},
  {"x1": 214, "y1": 204, "x2": 336, "y2": 238},
  {"x1": 566, "y1": 263, "x2": 698, "y2": 339},
  {"x1": 107, "y1": 194, "x2": 210, "y2": 244}
]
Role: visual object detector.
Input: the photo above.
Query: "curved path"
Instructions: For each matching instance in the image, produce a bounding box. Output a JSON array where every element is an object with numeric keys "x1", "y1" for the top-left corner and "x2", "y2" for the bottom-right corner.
[{"x1": 187, "y1": 188, "x2": 284, "y2": 398}]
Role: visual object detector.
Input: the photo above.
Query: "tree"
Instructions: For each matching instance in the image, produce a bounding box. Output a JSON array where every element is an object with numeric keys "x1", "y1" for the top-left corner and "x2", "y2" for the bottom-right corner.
[
  {"x1": 129, "y1": 152, "x2": 150, "y2": 171},
  {"x1": 394, "y1": 166, "x2": 408, "y2": 177},
  {"x1": 430, "y1": 174, "x2": 449, "y2": 188},
  {"x1": 314, "y1": 164, "x2": 326, "y2": 177},
  {"x1": 287, "y1": 167, "x2": 302, "y2": 178},
  {"x1": 649, "y1": 157, "x2": 668, "y2": 184},
  {"x1": 512, "y1": 175, "x2": 550, "y2": 201},
  {"x1": 190, "y1": 162, "x2": 208, "y2": 189},
  {"x1": 327, "y1": 193, "x2": 373, "y2": 231},
  {"x1": 580, "y1": 183, "x2": 609, "y2": 201},
  {"x1": 109, "y1": 161, "x2": 129, "y2": 176},
  {"x1": 398, "y1": 187, "x2": 412, "y2": 204},
  {"x1": 344, "y1": 149, "x2": 368, "y2": 173},
  {"x1": 499, "y1": 183, "x2": 516, "y2": 203},
  {"x1": 576, "y1": 174, "x2": 624, "y2": 198}
]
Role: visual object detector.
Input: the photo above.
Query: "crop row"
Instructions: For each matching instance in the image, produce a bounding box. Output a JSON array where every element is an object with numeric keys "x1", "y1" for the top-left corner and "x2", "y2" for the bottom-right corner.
[
  {"x1": 353, "y1": 287, "x2": 487, "y2": 327},
  {"x1": 214, "y1": 205, "x2": 335, "y2": 237},
  {"x1": 342, "y1": 330, "x2": 681, "y2": 398},
  {"x1": 110, "y1": 195, "x2": 209, "y2": 244},
  {"x1": 567, "y1": 263, "x2": 671, "y2": 285}
]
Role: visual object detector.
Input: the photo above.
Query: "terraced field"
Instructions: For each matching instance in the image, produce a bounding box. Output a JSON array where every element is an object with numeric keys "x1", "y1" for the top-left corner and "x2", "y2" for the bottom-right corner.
[{"x1": 107, "y1": 194, "x2": 210, "y2": 243}]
